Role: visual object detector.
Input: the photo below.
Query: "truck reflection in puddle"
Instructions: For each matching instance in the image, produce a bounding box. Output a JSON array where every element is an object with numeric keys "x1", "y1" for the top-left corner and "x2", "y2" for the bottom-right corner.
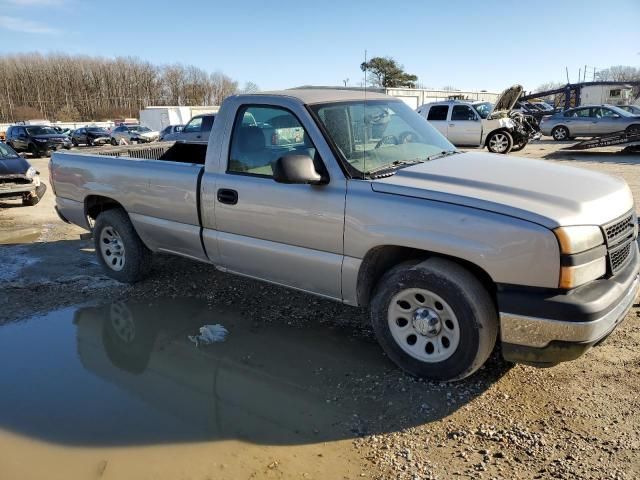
[{"x1": 0, "y1": 299, "x2": 479, "y2": 447}]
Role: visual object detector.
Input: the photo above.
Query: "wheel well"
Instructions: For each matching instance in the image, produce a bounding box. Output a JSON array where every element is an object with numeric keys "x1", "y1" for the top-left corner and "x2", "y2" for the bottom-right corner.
[
  {"x1": 484, "y1": 128, "x2": 511, "y2": 146},
  {"x1": 85, "y1": 195, "x2": 125, "y2": 224},
  {"x1": 356, "y1": 246, "x2": 496, "y2": 308}
]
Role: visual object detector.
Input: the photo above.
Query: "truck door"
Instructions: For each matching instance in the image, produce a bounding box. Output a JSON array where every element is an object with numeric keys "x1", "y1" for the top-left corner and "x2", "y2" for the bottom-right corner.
[
  {"x1": 181, "y1": 116, "x2": 203, "y2": 142},
  {"x1": 425, "y1": 105, "x2": 449, "y2": 138},
  {"x1": 209, "y1": 104, "x2": 346, "y2": 300},
  {"x1": 447, "y1": 105, "x2": 482, "y2": 146}
]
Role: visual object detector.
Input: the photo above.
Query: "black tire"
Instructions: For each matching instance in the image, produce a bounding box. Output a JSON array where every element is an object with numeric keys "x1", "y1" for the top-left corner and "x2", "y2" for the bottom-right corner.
[
  {"x1": 28, "y1": 144, "x2": 41, "y2": 158},
  {"x1": 110, "y1": 137, "x2": 118, "y2": 146},
  {"x1": 93, "y1": 208, "x2": 152, "y2": 283},
  {"x1": 551, "y1": 126, "x2": 569, "y2": 141},
  {"x1": 486, "y1": 130, "x2": 513, "y2": 154},
  {"x1": 626, "y1": 124, "x2": 640, "y2": 135},
  {"x1": 370, "y1": 258, "x2": 498, "y2": 381},
  {"x1": 510, "y1": 140, "x2": 527, "y2": 152},
  {"x1": 72, "y1": 138, "x2": 78, "y2": 147}
]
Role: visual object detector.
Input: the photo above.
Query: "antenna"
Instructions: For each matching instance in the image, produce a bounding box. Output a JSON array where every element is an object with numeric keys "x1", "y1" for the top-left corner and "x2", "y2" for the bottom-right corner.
[
  {"x1": 363, "y1": 49, "x2": 367, "y2": 178},
  {"x1": 566, "y1": 67, "x2": 570, "y2": 84}
]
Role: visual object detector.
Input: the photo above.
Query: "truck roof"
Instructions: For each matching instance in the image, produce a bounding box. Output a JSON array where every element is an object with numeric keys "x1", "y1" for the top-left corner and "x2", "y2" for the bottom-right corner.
[{"x1": 251, "y1": 88, "x2": 391, "y2": 105}]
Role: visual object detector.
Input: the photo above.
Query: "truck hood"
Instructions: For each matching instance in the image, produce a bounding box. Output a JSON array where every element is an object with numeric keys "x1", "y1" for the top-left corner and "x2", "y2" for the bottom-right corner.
[
  {"x1": 371, "y1": 152, "x2": 634, "y2": 228},
  {"x1": 0, "y1": 156, "x2": 30, "y2": 176},
  {"x1": 488, "y1": 84, "x2": 523, "y2": 119}
]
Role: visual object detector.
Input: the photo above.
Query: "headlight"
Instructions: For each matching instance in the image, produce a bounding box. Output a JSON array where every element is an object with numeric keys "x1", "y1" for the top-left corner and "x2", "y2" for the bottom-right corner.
[
  {"x1": 554, "y1": 226, "x2": 606, "y2": 289},
  {"x1": 35, "y1": 138, "x2": 48, "y2": 143},
  {"x1": 554, "y1": 226, "x2": 603, "y2": 254},
  {"x1": 25, "y1": 166, "x2": 36, "y2": 179}
]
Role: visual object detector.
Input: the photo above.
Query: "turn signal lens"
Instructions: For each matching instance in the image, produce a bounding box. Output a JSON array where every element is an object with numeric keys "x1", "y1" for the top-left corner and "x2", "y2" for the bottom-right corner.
[{"x1": 559, "y1": 257, "x2": 606, "y2": 289}]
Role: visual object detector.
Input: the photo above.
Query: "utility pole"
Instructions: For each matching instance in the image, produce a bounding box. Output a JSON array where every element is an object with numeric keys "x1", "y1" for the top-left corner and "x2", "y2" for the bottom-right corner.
[{"x1": 566, "y1": 67, "x2": 570, "y2": 84}]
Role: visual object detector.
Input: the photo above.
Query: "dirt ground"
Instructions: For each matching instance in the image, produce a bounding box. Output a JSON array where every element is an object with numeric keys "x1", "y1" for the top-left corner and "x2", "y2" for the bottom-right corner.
[{"x1": 0, "y1": 140, "x2": 639, "y2": 480}]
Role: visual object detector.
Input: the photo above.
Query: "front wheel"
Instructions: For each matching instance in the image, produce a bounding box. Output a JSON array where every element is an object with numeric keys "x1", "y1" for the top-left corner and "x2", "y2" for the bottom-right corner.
[
  {"x1": 486, "y1": 131, "x2": 513, "y2": 154},
  {"x1": 370, "y1": 258, "x2": 498, "y2": 381},
  {"x1": 110, "y1": 138, "x2": 118, "y2": 146},
  {"x1": 93, "y1": 209, "x2": 152, "y2": 283}
]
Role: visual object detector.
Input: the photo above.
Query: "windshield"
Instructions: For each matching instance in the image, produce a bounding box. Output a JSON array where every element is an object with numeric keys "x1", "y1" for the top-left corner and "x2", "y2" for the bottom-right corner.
[
  {"x1": 473, "y1": 102, "x2": 493, "y2": 119},
  {"x1": 311, "y1": 100, "x2": 455, "y2": 176},
  {"x1": 26, "y1": 126, "x2": 57, "y2": 136},
  {"x1": 130, "y1": 126, "x2": 151, "y2": 132},
  {"x1": 607, "y1": 105, "x2": 634, "y2": 117},
  {"x1": 0, "y1": 142, "x2": 20, "y2": 158}
]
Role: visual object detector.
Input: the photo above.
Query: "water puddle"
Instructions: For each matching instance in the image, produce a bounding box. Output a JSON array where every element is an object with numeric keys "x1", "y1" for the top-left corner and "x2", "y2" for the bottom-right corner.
[
  {"x1": 0, "y1": 226, "x2": 41, "y2": 244},
  {"x1": 0, "y1": 298, "x2": 458, "y2": 479}
]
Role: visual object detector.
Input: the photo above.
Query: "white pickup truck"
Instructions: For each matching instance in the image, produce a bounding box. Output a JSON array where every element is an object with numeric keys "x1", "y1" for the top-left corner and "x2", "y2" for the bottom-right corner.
[{"x1": 51, "y1": 89, "x2": 639, "y2": 381}]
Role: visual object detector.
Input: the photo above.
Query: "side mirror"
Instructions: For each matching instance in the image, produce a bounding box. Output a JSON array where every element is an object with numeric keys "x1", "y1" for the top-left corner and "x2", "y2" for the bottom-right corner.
[{"x1": 273, "y1": 154, "x2": 324, "y2": 185}]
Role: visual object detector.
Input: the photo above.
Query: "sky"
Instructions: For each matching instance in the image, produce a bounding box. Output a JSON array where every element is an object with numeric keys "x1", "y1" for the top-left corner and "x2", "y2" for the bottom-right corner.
[{"x1": 0, "y1": 0, "x2": 638, "y2": 93}]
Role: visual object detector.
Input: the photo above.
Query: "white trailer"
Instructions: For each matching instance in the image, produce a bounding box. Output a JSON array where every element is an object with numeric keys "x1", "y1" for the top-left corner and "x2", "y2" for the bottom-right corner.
[
  {"x1": 139, "y1": 106, "x2": 220, "y2": 131},
  {"x1": 139, "y1": 106, "x2": 192, "y2": 132},
  {"x1": 580, "y1": 84, "x2": 634, "y2": 106}
]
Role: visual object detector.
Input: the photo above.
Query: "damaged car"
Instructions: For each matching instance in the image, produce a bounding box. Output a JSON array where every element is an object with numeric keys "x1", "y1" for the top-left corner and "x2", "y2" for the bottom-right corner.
[
  {"x1": 0, "y1": 142, "x2": 47, "y2": 206},
  {"x1": 418, "y1": 85, "x2": 540, "y2": 153}
]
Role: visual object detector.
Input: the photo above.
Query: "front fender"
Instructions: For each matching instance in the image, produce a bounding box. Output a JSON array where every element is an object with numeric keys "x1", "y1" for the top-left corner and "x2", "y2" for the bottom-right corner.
[{"x1": 343, "y1": 182, "x2": 560, "y2": 303}]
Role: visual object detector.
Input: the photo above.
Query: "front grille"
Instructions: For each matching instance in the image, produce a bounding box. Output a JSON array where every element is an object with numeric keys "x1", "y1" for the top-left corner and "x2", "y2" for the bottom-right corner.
[
  {"x1": 603, "y1": 211, "x2": 636, "y2": 275},
  {"x1": 610, "y1": 241, "x2": 632, "y2": 273},
  {"x1": 604, "y1": 213, "x2": 634, "y2": 246},
  {"x1": 0, "y1": 177, "x2": 30, "y2": 185}
]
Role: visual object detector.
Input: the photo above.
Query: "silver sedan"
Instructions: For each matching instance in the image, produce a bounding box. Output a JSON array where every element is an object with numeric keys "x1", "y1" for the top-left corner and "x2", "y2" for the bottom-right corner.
[{"x1": 540, "y1": 104, "x2": 640, "y2": 140}]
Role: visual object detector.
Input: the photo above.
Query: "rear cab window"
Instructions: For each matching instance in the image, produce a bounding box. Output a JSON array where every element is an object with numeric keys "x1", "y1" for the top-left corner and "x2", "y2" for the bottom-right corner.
[{"x1": 426, "y1": 105, "x2": 449, "y2": 121}]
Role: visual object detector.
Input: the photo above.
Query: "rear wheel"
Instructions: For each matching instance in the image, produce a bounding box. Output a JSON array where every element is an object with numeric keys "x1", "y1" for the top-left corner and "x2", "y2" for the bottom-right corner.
[
  {"x1": 552, "y1": 126, "x2": 569, "y2": 141},
  {"x1": 626, "y1": 124, "x2": 640, "y2": 135},
  {"x1": 110, "y1": 137, "x2": 118, "y2": 146},
  {"x1": 370, "y1": 258, "x2": 498, "y2": 381},
  {"x1": 93, "y1": 209, "x2": 152, "y2": 283},
  {"x1": 28, "y1": 144, "x2": 41, "y2": 158},
  {"x1": 486, "y1": 131, "x2": 513, "y2": 154}
]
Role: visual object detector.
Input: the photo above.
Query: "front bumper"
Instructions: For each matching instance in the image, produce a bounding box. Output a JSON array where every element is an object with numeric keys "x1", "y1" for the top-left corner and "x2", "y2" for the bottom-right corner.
[{"x1": 499, "y1": 243, "x2": 640, "y2": 366}]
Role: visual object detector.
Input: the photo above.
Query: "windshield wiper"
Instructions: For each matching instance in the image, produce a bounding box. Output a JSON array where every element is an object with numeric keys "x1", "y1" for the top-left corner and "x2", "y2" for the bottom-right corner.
[
  {"x1": 365, "y1": 159, "x2": 424, "y2": 177},
  {"x1": 425, "y1": 150, "x2": 459, "y2": 161}
]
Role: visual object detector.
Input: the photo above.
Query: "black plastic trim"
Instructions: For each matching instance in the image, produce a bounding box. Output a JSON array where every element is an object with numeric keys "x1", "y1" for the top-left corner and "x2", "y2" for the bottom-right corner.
[{"x1": 560, "y1": 244, "x2": 606, "y2": 266}]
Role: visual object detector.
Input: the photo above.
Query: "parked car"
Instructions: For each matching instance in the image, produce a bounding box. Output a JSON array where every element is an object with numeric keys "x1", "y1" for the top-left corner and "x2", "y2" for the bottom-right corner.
[
  {"x1": 52, "y1": 126, "x2": 73, "y2": 136},
  {"x1": 161, "y1": 114, "x2": 215, "y2": 142},
  {"x1": 6, "y1": 124, "x2": 72, "y2": 157},
  {"x1": 0, "y1": 141, "x2": 46, "y2": 206},
  {"x1": 71, "y1": 127, "x2": 112, "y2": 146},
  {"x1": 618, "y1": 105, "x2": 640, "y2": 115},
  {"x1": 110, "y1": 125, "x2": 159, "y2": 145},
  {"x1": 51, "y1": 89, "x2": 639, "y2": 381},
  {"x1": 159, "y1": 124, "x2": 184, "y2": 141},
  {"x1": 541, "y1": 105, "x2": 640, "y2": 140}
]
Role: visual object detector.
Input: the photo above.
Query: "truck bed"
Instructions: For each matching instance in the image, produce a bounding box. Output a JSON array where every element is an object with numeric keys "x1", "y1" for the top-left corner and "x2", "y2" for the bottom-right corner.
[{"x1": 50, "y1": 141, "x2": 209, "y2": 262}]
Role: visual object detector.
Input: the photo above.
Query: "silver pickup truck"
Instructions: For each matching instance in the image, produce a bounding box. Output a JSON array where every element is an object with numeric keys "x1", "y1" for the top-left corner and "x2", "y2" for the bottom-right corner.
[{"x1": 50, "y1": 89, "x2": 639, "y2": 381}]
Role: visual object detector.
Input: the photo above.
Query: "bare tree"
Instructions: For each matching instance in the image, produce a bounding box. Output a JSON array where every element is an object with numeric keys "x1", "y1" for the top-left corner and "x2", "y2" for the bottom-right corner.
[{"x1": 0, "y1": 52, "x2": 241, "y2": 122}]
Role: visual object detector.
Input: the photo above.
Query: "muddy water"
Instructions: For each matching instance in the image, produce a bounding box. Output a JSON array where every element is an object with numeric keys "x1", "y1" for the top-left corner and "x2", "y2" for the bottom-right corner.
[{"x1": 0, "y1": 299, "x2": 450, "y2": 479}]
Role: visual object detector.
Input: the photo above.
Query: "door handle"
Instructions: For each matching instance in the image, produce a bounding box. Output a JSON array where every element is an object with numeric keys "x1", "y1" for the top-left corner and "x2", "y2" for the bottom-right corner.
[
  {"x1": 217, "y1": 188, "x2": 238, "y2": 205},
  {"x1": 449, "y1": 123, "x2": 455, "y2": 127}
]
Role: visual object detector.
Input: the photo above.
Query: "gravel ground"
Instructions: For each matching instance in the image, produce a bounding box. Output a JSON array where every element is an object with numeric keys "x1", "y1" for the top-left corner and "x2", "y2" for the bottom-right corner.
[{"x1": 1, "y1": 141, "x2": 639, "y2": 479}]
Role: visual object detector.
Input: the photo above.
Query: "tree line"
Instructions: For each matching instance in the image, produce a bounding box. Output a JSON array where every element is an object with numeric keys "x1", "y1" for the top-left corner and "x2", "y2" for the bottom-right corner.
[{"x1": 0, "y1": 53, "x2": 257, "y2": 122}]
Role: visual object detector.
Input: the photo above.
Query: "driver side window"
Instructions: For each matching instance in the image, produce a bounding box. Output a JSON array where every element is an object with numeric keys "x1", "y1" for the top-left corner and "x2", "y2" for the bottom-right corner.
[
  {"x1": 451, "y1": 105, "x2": 477, "y2": 121},
  {"x1": 184, "y1": 117, "x2": 202, "y2": 133},
  {"x1": 228, "y1": 105, "x2": 315, "y2": 177}
]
